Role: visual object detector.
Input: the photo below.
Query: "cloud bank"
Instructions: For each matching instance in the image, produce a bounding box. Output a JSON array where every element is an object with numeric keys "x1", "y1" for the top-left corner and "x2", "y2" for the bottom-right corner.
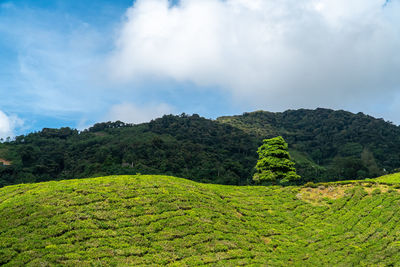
[
  {"x1": 0, "y1": 110, "x2": 23, "y2": 139},
  {"x1": 110, "y1": 0, "x2": 400, "y2": 111}
]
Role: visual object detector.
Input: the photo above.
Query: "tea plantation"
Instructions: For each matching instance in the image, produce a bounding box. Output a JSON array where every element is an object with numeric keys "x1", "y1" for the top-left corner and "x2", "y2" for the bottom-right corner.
[
  {"x1": 1, "y1": 174, "x2": 400, "y2": 266},
  {"x1": 372, "y1": 172, "x2": 400, "y2": 184}
]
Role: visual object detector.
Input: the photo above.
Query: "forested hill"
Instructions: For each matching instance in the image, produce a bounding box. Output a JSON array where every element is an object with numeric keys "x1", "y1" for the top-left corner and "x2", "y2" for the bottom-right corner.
[
  {"x1": 218, "y1": 108, "x2": 400, "y2": 180},
  {"x1": 0, "y1": 115, "x2": 258, "y2": 187},
  {"x1": 1, "y1": 108, "x2": 400, "y2": 186}
]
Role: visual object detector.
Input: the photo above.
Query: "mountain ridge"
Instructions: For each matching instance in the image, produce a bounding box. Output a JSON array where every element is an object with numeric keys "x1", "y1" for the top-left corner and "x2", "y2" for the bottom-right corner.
[{"x1": 1, "y1": 108, "x2": 400, "y2": 186}]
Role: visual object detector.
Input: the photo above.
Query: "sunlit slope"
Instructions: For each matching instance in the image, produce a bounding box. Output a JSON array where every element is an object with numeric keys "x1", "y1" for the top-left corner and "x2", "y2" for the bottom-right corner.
[
  {"x1": 1, "y1": 175, "x2": 400, "y2": 266},
  {"x1": 371, "y1": 172, "x2": 400, "y2": 184}
]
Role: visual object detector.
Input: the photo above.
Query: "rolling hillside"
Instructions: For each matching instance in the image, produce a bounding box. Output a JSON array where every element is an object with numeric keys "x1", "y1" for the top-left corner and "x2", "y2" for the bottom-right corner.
[{"x1": 1, "y1": 174, "x2": 400, "y2": 266}]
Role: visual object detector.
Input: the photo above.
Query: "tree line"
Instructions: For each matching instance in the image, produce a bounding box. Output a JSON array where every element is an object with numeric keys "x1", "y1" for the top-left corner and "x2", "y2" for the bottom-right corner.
[{"x1": 1, "y1": 109, "x2": 400, "y2": 187}]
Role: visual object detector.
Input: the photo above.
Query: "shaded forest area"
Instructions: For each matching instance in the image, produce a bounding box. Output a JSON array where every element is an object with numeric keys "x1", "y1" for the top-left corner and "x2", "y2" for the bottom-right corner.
[{"x1": 1, "y1": 108, "x2": 400, "y2": 187}]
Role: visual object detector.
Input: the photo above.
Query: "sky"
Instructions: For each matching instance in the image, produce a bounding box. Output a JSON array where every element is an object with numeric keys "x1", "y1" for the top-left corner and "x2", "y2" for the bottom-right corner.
[{"x1": 0, "y1": 0, "x2": 400, "y2": 138}]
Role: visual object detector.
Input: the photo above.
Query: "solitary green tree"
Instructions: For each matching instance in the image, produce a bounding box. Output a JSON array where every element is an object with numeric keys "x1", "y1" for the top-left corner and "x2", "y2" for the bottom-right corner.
[{"x1": 253, "y1": 136, "x2": 300, "y2": 185}]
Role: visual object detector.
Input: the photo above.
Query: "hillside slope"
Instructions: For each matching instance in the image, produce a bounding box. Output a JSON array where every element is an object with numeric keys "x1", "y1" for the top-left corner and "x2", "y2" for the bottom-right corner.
[{"x1": 1, "y1": 175, "x2": 400, "y2": 266}]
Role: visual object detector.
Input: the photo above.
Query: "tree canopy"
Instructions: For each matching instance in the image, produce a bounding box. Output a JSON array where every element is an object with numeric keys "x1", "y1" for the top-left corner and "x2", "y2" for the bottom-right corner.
[
  {"x1": 253, "y1": 136, "x2": 300, "y2": 185},
  {"x1": 1, "y1": 109, "x2": 400, "y2": 187}
]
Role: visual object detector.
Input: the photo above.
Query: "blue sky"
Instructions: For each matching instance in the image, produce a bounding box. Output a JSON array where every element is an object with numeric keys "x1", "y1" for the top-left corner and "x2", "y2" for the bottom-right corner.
[{"x1": 1, "y1": 0, "x2": 400, "y2": 138}]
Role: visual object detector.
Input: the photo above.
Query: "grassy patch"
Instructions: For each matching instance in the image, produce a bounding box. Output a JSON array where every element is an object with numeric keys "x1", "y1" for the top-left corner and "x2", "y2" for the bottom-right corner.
[{"x1": 370, "y1": 173, "x2": 400, "y2": 184}]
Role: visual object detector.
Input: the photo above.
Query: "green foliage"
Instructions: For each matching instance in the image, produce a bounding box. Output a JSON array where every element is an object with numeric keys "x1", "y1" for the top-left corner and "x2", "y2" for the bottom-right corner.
[
  {"x1": 304, "y1": 181, "x2": 318, "y2": 188},
  {"x1": 219, "y1": 108, "x2": 400, "y2": 181},
  {"x1": 371, "y1": 172, "x2": 400, "y2": 184},
  {"x1": 253, "y1": 136, "x2": 300, "y2": 185},
  {"x1": 1, "y1": 174, "x2": 400, "y2": 265},
  {"x1": 2, "y1": 108, "x2": 400, "y2": 186},
  {"x1": 0, "y1": 115, "x2": 258, "y2": 187}
]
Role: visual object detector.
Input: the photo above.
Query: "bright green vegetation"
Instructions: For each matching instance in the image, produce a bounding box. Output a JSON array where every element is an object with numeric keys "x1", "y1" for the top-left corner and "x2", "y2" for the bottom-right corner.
[
  {"x1": 2, "y1": 108, "x2": 400, "y2": 187},
  {"x1": 253, "y1": 136, "x2": 300, "y2": 184},
  {"x1": 371, "y1": 172, "x2": 400, "y2": 184},
  {"x1": 2, "y1": 174, "x2": 400, "y2": 266}
]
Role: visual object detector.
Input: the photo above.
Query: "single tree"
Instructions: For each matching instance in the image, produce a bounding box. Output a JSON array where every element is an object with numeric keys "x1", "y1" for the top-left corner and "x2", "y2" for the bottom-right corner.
[{"x1": 253, "y1": 136, "x2": 300, "y2": 185}]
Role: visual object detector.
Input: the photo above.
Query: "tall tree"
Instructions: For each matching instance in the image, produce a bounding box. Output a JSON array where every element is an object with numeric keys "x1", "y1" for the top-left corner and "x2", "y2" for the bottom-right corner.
[
  {"x1": 361, "y1": 148, "x2": 381, "y2": 177},
  {"x1": 253, "y1": 136, "x2": 300, "y2": 185}
]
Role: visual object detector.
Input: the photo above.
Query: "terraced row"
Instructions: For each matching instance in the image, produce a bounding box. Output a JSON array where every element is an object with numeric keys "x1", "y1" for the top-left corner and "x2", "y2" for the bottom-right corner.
[{"x1": 1, "y1": 175, "x2": 400, "y2": 266}]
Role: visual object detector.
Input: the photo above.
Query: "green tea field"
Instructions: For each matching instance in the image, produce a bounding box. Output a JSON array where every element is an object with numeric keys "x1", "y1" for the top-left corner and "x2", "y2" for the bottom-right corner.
[{"x1": 1, "y1": 174, "x2": 400, "y2": 266}]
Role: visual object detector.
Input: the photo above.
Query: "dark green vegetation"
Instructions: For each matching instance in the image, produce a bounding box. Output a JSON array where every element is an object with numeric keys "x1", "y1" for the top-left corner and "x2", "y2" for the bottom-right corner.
[
  {"x1": 219, "y1": 108, "x2": 400, "y2": 181},
  {"x1": 253, "y1": 136, "x2": 300, "y2": 184},
  {"x1": 0, "y1": 115, "x2": 257, "y2": 187},
  {"x1": 1, "y1": 108, "x2": 400, "y2": 186},
  {"x1": 2, "y1": 174, "x2": 400, "y2": 266}
]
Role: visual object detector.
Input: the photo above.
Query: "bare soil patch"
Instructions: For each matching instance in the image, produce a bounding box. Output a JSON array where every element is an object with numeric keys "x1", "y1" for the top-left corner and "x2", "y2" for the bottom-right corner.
[
  {"x1": 0, "y1": 158, "x2": 11, "y2": 166},
  {"x1": 298, "y1": 183, "x2": 400, "y2": 205}
]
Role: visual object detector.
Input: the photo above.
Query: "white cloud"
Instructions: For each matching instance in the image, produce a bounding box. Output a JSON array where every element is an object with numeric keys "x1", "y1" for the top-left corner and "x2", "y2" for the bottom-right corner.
[
  {"x1": 0, "y1": 110, "x2": 23, "y2": 139},
  {"x1": 105, "y1": 102, "x2": 173, "y2": 124},
  {"x1": 109, "y1": 0, "x2": 400, "y2": 113}
]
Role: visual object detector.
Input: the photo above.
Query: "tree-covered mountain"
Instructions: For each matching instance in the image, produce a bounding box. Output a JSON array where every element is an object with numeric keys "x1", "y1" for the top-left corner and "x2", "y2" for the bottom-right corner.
[
  {"x1": 0, "y1": 114, "x2": 258, "y2": 187},
  {"x1": 218, "y1": 108, "x2": 400, "y2": 181},
  {"x1": 1, "y1": 108, "x2": 400, "y2": 186}
]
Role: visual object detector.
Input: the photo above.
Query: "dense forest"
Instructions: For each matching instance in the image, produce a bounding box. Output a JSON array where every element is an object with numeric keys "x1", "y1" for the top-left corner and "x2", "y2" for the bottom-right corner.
[
  {"x1": 1, "y1": 108, "x2": 400, "y2": 187},
  {"x1": 0, "y1": 114, "x2": 258, "y2": 186},
  {"x1": 219, "y1": 108, "x2": 400, "y2": 180}
]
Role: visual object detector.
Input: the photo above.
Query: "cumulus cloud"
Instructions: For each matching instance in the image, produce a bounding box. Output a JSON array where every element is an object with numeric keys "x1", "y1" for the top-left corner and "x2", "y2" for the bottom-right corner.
[
  {"x1": 105, "y1": 102, "x2": 173, "y2": 124},
  {"x1": 0, "y1": 110, "x2": 23, "y2": 139},
  {"x1": 109, "y1": 0, "x2": 400, "y2": 111}
]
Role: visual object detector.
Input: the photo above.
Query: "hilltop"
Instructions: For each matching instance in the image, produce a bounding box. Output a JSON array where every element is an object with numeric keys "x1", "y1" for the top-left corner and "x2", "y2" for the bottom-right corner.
[
  {"x1": 1, "y1": 174, "x2": 400, "y2": 265},
  {"x1": 1, "y1": 108, "x2": 400, "y2": 186}
]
